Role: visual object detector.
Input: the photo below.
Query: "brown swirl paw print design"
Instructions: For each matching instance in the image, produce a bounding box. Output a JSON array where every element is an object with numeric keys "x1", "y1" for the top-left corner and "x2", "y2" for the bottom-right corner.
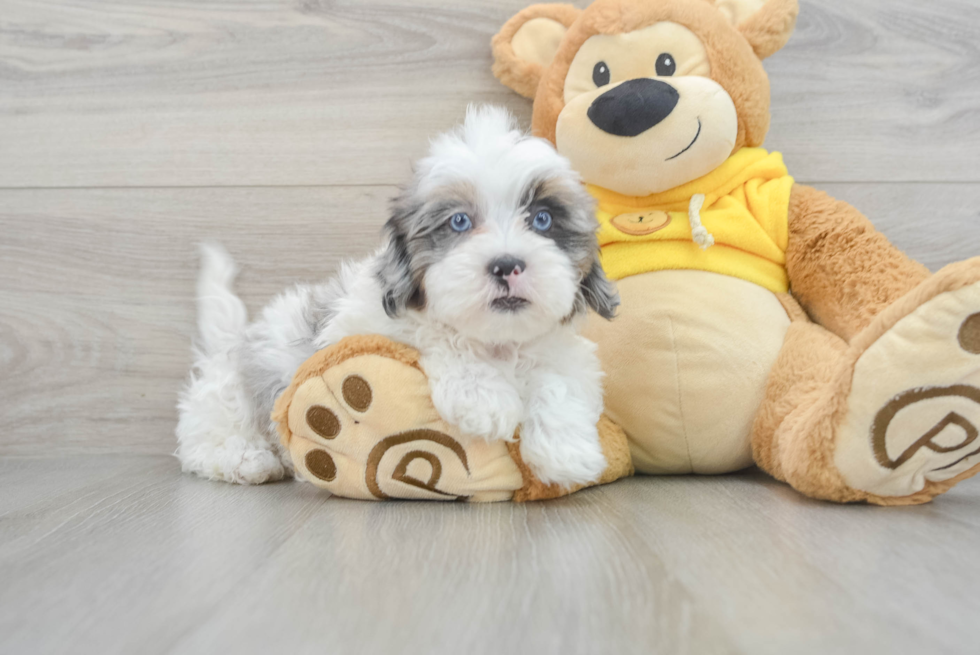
[
  {"x1": 835, "y1": 277, "x2": 980, "y2": 499},
  {"x1": 274, "y1": 336, "x2": 524, "y2": 502},
  {"x1": 869, "y1": 313, "x2": 980, "y2": 472}
]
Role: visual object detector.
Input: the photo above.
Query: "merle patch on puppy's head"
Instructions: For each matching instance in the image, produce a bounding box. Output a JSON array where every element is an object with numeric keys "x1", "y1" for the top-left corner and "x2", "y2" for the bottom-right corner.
[{"x1": 377, "y1": 105, "x2": 618, "y2": 343}]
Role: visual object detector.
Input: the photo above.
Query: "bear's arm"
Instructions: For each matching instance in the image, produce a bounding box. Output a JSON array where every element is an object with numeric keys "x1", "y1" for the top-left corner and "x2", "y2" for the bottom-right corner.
[{"x1": 785, "y1": 184, "x2": 930, "y2": 342}]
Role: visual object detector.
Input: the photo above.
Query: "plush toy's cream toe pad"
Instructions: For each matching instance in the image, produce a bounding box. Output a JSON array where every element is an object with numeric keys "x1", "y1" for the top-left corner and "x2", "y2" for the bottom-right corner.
[
  {"x1": 274, "y1": 336, "x2": 523, "y2": 502},
  {"x1": 836, "y1": 281, "x2": 980, "y2": 498}
]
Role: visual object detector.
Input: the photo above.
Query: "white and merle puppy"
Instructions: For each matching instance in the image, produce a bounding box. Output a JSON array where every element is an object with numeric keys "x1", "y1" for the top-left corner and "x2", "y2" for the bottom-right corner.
[{"x1": 176, "y1": 106, "x2": 619, "y2": 487}]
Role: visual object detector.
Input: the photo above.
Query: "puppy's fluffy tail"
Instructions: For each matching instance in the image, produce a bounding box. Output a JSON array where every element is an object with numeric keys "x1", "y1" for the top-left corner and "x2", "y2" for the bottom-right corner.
[
  {"x1": 176, "y1": 245, "x2": 285, "y2": 484},
  {"x1": 195, "y1": 243, "x2": 247, "y2": 355}
]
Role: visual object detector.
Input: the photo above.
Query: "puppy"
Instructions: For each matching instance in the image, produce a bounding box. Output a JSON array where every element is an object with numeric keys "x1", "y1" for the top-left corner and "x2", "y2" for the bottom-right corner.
[{"x1": 176, "y1": 106, "x2": 619, "y2": 487}]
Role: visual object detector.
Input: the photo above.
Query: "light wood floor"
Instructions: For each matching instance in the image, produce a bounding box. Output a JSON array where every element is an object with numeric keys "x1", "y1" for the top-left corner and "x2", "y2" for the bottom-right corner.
[{"x1": 1, "y1": 1, "x2": 979, "y2": 653}]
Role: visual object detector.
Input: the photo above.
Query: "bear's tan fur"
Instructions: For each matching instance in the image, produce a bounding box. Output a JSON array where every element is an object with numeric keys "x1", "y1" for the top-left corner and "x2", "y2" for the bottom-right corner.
[{"x1": 493, "y1": 0, "x2": 980, "y2": 504}]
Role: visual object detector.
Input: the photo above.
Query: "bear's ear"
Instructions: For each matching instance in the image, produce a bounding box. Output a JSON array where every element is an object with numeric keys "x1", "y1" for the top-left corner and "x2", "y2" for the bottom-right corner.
[
  {"x1": 492, "y1": 4, "x2": 582, "y2": 99},
  {"x1": 713, "y1": 0, "x2": 799, "y2": 60}
]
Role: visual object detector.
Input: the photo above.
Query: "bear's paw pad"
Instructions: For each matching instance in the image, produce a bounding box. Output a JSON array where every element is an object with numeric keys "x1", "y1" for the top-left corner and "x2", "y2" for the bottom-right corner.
[
  {"x1": 274, "y1": 337, "x2": 524, "y2": 502},
  {"x1": 836, "y1": 282, "x2": 980, "y2": 498}
]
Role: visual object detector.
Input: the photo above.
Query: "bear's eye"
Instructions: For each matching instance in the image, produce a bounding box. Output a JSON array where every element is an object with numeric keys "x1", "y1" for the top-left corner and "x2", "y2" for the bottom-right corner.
[
  {"x1": 656, "y1": 53, "x2": 676, "y2": 77},
  {"x1": 592, "y1": 61, "x2": 610, "y2": 87}
]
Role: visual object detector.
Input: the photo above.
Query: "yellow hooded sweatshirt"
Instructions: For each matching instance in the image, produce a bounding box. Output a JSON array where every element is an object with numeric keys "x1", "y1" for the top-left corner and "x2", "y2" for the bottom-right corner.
[{"x1": 588, "y1": 148, "x2": 795, "y2": 294}]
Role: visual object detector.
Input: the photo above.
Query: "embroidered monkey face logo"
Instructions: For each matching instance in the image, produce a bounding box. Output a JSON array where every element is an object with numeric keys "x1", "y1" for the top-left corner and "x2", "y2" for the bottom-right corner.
[
  {"x1": 493, "y1": 0, "x2": 799, "y2": 196},
  {"x1": 610, "y1": 210, "x2": 672, "y2": 236}
]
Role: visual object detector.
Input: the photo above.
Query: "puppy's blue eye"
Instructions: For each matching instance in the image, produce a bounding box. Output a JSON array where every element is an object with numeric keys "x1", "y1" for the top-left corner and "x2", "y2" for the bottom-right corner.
[
  {"x1": 532, "y1": 210, "x2": 553, "y2": 231},
  {"x1": 450, "y1": 213, "x2": 472, "y2": 232}
]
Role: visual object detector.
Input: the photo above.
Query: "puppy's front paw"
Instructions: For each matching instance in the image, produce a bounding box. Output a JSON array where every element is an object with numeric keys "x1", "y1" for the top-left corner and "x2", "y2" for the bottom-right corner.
[
  {"x1": 430, "y1": 376, "x2": 523, "y2": 442},
  {"x1": 519, "y1": 422, "x2": 607, "y2": 488}
]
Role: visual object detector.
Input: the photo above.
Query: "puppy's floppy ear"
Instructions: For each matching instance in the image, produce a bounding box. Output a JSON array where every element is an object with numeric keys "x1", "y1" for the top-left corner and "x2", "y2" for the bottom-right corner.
[
  {"x1": 377, "y1": 203, "x2": 425, "y2": 318},
  {"x1": 712, "y1": 0, "x2": 799, "y2": 60},
  {"x1": 578, "y1": 259, "x2": 619, "y2": 321},
  {"x1": 492, "y1": 4, "x2": 581, "y2": 99}
]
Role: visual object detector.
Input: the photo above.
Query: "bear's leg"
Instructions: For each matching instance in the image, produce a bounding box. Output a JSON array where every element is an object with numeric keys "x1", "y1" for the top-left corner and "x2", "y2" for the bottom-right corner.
[
  {"x1": 786, "y1": 185, "x2": 933, "y2": 342},
  {"x1": 755, "y1": 261, "x2": 980, "y2": 504},
  {"x1": 751, "y1": 299, "x2": 854, "y2": 500}
]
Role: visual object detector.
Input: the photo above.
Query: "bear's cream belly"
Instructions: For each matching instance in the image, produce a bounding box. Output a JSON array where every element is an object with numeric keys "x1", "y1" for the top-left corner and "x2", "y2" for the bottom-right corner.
[{"x1": 583, "y1": 270, "x2": 791, "y2": 475}]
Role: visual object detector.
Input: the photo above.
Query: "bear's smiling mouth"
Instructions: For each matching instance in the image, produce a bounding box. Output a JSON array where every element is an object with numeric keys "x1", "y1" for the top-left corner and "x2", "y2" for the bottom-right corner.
[{"x1": 666, "y1": 118, "x2": 702, "y2": 161}]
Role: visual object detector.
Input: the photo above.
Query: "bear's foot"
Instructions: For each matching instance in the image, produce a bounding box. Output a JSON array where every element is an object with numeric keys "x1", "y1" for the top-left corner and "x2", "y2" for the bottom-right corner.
[
  {"x1": 835, "y1": 260, "x2": 980, "y2": 504},
  {"x1": 272, "y1": 335, "x2": 633, "y2": 502},
  {"x1": 272, "y1": 336, "x2": 525, "y2": 502}
]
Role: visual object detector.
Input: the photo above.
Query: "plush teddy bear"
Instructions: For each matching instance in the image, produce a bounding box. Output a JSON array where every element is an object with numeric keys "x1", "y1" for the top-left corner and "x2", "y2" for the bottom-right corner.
[{"x1": 491, "y1": 0, "x2": 980, "y2": 504}]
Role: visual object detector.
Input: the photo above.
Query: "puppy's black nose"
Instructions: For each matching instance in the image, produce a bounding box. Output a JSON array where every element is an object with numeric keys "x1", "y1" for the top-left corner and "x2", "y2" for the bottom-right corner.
[
  {"x1": 488, "y1": 256, "x2": 525, "y2": 279},
  {"x1": 588, "y1": 78, "x2": 679, "y2": 137}
]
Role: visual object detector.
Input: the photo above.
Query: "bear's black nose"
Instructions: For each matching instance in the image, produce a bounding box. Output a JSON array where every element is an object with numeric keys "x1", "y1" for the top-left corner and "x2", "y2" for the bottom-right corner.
[{"x1": 587, "y1": 78, "x2": 679, "y2": 137}]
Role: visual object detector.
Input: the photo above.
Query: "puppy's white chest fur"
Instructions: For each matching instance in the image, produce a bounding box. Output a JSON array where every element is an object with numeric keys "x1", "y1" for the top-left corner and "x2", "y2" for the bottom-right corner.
[{"x1": 488, "y1": 342, "x2": 519, "y2": 362}]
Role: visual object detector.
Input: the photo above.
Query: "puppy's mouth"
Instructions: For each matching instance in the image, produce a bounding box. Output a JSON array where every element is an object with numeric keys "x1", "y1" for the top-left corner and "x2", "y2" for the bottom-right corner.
[
  {"x1": 490, "y1": 296, "x2": 530, "y2": 312},
  {"x1": 666, "y1": 117, "x2": 702, "y2": 161}
]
